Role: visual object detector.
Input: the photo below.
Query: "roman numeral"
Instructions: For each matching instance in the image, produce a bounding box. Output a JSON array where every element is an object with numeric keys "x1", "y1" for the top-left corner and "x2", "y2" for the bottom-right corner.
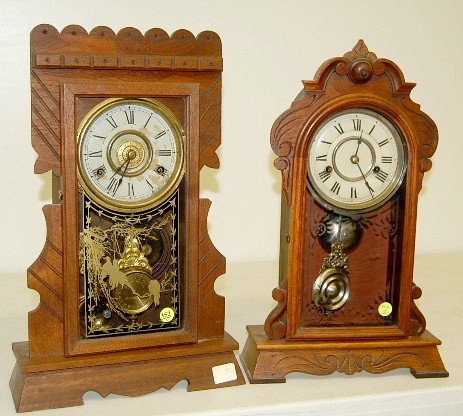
[
  {"x1": 334, "y1": 123, "x2": 344, "y2": 134},
  {"x1": 375, "y1": 170, "x2": 389, "y2": 183},
  {"x1": 88, "y1": 150, "x2": 102, "y2": 158},
  {"x1": 143, "y1": 114, "x2": 152, "y2": 128},
  {"x1": 106, "y1": 116, "x2": 118, "y2": 129},
  {"x1": 381, "y1": 156, "x2": 393, "y2": 164},
  {"x1": 154, "y1": 130, "x2": 167, "y2": 140},
  {"x1": 315, "y1": 154, "x2": 327, "y2": 162},
  {"x1": 319, "y1": 170, "x2": 331, "y2": 182},
  {"x1": 350, "y1": 187, "x2": 357, "y2": 198},
  {"x1": 378, "y1": 138, "x2": 389, "y2": 147},
  {"x1": 159, "y1": 149, "x2": 172, "y2": 157},
  {"x1": 353, "y1": 119, "x2": 362, "y2": 131},
  {"x1": 330, "y1": 181, "x2": 341, "y2": 195},
  {"x1": 107, "y1": 177, "x2": 120, "y2": 194},
  {"x1": 125, "y1": 110, "x2": 135, "y2": 124},
  {"x1": 127, "y1": 182, "x2": 134, "y2": 197},
  {"x1": 369, "y1": 124, "x2": 376, "y2": 135}
]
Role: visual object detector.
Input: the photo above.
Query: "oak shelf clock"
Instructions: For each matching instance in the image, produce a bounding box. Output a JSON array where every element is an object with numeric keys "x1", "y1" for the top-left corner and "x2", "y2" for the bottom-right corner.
[
  {"x1": 241, "y1": 40, "x2": 448, "y2": 382},
  {"x1": 10, "y1": 24, "x2": 244, "y2": 412}
]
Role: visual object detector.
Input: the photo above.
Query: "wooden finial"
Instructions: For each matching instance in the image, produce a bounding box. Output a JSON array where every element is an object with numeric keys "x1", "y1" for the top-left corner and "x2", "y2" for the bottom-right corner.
[{"x1": 344, "y1": 39, "x2": 377, "y2": 62}]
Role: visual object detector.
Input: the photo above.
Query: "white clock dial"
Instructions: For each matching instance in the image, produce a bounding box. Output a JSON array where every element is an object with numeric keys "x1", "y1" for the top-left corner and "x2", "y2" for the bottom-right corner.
[
  {"x1": 307, "y1": 109, "x2": 406, "y2": 213},
  {"x1": 77, "y1": 98, "x2": 184, "y2": 212}
]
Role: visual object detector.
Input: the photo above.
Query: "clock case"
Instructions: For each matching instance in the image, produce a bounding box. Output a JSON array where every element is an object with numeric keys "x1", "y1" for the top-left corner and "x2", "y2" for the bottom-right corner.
[
  {"x1": 241, "y1": 41, "x2": 448, "y2": 382},
  {"x1": 10, "y1": 25, "x2": 244, "y2": 413}
]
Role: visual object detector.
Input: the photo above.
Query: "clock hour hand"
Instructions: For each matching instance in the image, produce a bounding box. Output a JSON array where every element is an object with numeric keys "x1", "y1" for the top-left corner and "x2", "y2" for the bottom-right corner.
[
  {"x1": 354, "y1": 131, "x2": 363, "y2": 157},
  {"x1": 109, "y1": 152, "x2": 134, "y2": 195},
  {"x1": 109, "y1": 157, "x2": 130, "y2": 181}
]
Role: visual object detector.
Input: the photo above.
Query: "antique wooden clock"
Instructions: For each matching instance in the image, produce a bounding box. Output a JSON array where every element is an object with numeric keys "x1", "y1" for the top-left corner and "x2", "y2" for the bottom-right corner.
[
  {"x1": 241, "y1": 40, "x2": 448, "y2": 382},
  {"x1": 10, "y1": 24, "x2": 244, "y2": 412}
]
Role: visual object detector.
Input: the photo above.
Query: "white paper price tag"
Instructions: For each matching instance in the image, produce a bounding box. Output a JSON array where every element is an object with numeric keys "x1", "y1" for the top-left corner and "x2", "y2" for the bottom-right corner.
[{"x1": 212, "y1": 363, "x2": 237, "y2": 384}]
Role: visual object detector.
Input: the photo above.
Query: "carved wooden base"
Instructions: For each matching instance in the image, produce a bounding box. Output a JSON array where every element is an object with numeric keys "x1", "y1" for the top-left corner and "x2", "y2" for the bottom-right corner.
[
  {"x1": 240, "y1": 325, "x2": 448, "y2": 383},
  {"x1": 10, "y1": 332, "x2": 245, "y2": 413}
]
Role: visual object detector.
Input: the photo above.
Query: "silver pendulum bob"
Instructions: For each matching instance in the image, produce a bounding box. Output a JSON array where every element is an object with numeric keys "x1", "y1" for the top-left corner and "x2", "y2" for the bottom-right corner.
[{"x1": 312, "y1": 214, "x2": 362, "y2": 314}]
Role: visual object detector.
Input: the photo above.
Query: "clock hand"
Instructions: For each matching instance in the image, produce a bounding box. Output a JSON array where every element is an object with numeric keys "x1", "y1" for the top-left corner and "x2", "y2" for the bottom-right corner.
[
  {"x1": 109, "y1": 157, "x2": 131, "y2": 181},
  {"x1": 354, "y1": 161, "x2": 374, "y2": 198},
  {"x1": 354, "y1": 131, "x2": 363, "y2": 157},
  {"x1": 349, "y1": 131, "x2": 363, "y2": 166},
  {"x1": 120, "y1": 154, "x2": 132, "y2": 178},
  {"x1": 110, "y1": 153, "x2": 133, "y2": 195}
]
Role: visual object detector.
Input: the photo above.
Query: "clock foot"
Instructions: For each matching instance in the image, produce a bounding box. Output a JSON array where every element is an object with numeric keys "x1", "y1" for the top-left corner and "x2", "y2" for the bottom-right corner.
[
  {"x1": 240, "y1": 325, "x2": 448, "y2": 383},
  {"x1": 411, "y1": 367, "x2": 449, "y2": 378},
  {"x1": 9, "y1": 333, "x2": 245, "y2": 413}
]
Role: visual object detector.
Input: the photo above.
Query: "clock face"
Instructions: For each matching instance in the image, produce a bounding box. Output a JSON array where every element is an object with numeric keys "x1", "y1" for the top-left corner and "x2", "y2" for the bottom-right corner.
[
  {"x1": 307, "y1": 108, "x2": 406, "y2": 213},
  {"x1": 77, "y1": 98, "x2": 184, "y2": 212}
]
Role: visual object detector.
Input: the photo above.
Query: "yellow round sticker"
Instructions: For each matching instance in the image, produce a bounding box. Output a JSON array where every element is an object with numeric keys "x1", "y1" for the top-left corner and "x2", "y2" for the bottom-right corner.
[
  {"x1": 378, "y1": 302, "x2": 393, "y2": 317},
  {"x1": 160, "y1": 307, "x2": 175, "y2": 323}
]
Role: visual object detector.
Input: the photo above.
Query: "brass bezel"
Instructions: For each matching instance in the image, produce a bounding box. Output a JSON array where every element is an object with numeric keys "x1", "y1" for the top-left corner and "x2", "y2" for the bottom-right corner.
[{"x1": 77, "y1": 98, "x2": 185, "y2": 213}]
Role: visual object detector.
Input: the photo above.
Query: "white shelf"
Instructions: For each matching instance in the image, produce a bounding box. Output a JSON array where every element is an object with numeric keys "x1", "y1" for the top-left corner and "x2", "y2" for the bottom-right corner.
[{"x1": 2, "y1": 253, "x2": 461, "y2": 415}]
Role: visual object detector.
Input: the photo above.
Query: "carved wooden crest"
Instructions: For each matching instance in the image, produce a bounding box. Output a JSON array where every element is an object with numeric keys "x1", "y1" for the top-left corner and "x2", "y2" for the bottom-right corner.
[{"x1": 271, "y1": 40, "x2": 437, "y2": 205}]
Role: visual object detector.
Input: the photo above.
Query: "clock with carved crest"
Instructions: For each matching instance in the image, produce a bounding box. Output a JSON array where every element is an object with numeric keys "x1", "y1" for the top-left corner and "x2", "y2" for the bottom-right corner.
[
  {"x1": 241, "y1": 40, "x2": 448, "y2": 382},
  {"x1": 9, "y1": 24, "x2": 244, "y2": 413}
]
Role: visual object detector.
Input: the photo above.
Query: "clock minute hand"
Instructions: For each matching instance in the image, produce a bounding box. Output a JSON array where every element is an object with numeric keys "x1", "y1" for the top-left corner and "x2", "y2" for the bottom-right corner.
[{"x1": 354, "y1": 161, "x2": 374, "y2": 198}]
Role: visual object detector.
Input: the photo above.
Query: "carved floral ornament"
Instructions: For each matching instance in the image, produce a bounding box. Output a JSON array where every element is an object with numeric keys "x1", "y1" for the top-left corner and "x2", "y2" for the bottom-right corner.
[{"x1": 272, "y1": 348, "x2": 426, "y2": 376}]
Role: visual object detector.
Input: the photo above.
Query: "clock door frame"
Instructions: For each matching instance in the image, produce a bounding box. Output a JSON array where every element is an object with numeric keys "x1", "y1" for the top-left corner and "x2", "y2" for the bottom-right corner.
[{"x1": 62, "y1": 81, "x2": 200, "y2": 356}]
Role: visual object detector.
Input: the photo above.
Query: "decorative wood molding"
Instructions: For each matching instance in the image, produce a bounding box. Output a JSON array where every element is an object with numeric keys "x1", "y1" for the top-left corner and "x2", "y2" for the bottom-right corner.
[
  {"x1": 11, "y1": 336, "x2": 245, "y2": 412},
  {"x1": 241, "y1": 326, "x2": 448, "y2": 382},
  {"x1": 31, "y1": 24, "x2": 222, "y2": 70},
  {"x1": 264, "y1": 277, "x2": 287, "y2": 340},
  {"x1": 27, "y1": 204, "x2": 64, "y2": 356},
  {"x1": 30, "y1": 70, "x2": 61, "y2": 175},
  {"x1": 34, "y1": 53, "x2": 222, "y2": 71},
  {"x1": 198, "y1": 199, "x2": 226, "y2": 338},
  {"x1": 199, "y1": 74, "x2": 222, "y2": 169},
  {"x1": 272, "y1": 349, "x2": 426, "y2": 376},
  {"x1": 409, "y1": 283, "x2": 427, "y2": 335}
]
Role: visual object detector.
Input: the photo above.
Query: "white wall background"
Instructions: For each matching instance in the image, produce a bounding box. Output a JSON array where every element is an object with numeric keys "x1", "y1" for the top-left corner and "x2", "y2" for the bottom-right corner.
[{"x1": 0, "y1": 0, "x2": 462, "y2": 273}]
